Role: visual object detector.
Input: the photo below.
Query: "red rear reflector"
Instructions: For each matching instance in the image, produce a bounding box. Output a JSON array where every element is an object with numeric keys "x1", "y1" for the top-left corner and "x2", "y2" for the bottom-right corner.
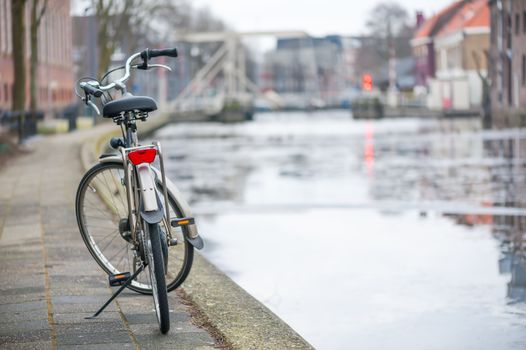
[{"x1": 128, "y1": 149, "x2": 157, "y2": 165}]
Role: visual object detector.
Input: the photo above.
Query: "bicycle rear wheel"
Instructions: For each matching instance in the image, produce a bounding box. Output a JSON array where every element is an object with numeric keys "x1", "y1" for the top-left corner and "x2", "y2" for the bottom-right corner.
[
  {"x1": 75, "y1": 161, "x2": 194, "y2": 293},
  {"x1": 144, "y1": 222, "x2": 170, "y2": 334}
]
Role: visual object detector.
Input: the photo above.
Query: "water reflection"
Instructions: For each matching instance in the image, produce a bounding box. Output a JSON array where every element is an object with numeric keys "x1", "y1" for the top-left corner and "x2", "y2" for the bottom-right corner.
[
  {"x1": 494, "y1": 217, "x2": 526, "y2": 302},
  {"x1": 151, "y1": 111, "x2": 526, "y2": 349},
  {"x1": 364, "y1": 118, "x2": 526, "y2": 306}
]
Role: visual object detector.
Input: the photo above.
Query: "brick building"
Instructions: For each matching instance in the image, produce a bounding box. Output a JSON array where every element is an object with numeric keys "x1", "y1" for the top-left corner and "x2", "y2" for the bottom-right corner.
[
  {"x1": 0, "y1": 0, "x2": 74, "y2": 112},
  {"x1": 489, "y1": 0, "x2": 526, "y2": 127},
  {"x1": 261, "y1": 35, "x2": 359, "y2": 108},
  {"x1": 412, "y1": 0, "x2": 490, "y2": 110},
  {"x1": 411, "y1": 1, "x2": 467, "y2": 88}
]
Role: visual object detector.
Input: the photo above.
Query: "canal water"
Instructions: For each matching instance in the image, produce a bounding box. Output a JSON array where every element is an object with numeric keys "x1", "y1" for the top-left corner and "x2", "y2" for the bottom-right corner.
[{"x1": 151, "y1": 111, "x2": 526, "y2": 350}]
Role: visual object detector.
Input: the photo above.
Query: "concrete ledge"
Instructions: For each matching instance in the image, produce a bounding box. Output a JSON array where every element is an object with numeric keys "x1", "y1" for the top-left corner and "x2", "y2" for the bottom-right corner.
[
  {"x1": 184, "y1": 254, "x2": 313, "y2": 349},
  {"x1": 81, "y1": 119, "x2": 314, "y2": 350}
]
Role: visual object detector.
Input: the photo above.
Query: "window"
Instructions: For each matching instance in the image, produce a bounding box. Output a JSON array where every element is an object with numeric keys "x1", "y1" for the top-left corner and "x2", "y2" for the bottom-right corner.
[
  {"x1": 523, "y1": 12, "x2": 526, "y2": 33},
  {"x1": 516, "y1": 13, "x2": 520, "y2": 35},
  {"x1": 522, "y1": 55, "x2": 526, "y2": 86}
]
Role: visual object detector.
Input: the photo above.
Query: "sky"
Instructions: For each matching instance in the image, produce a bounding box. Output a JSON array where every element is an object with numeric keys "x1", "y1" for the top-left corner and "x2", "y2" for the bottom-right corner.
[
  {"x1": 192, "y1": 0, "x2": 455, "y2": 36},
  {"x1": 72, "y1": 0, "x2": 457, "y2": 54}
]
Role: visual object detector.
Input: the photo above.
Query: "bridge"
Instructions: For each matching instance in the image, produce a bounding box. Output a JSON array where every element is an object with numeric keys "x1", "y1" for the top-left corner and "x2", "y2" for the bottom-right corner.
[{"x1": 166, "y1": 30, "x2": 309, "y2": 122}]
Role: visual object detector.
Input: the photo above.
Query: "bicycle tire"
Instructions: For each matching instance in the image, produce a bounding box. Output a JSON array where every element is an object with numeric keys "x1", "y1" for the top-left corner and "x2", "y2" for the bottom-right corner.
[
  {"x1": 144, "y1": 222, "x2": 170, "y2": 334},
  {"x1": 75, "y1": 161, "x2": 194, "y2": 294}
]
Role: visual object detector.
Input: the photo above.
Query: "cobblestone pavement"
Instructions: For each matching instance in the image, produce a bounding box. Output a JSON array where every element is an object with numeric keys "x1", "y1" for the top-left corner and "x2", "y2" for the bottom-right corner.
[{"x1": 0, "y1": 131, "x2": 218, "y2": 349}]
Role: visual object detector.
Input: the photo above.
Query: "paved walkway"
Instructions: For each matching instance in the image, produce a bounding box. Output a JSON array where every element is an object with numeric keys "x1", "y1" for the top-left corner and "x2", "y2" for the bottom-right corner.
[{"x1": 0, "y1": 130, "x2": 218, "y2": 349}]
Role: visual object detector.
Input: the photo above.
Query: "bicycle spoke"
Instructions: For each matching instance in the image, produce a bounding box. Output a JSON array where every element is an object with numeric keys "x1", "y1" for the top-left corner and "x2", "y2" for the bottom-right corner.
[
  {"x1": 107, "y1": 244, "x2": 129, "y2": 263},
  {"x1": 99, "y1": 230, "x2": 125, "y2": 252},
  {"x1": 77, "y1": 162, "x2": 194, "y2": 294}
]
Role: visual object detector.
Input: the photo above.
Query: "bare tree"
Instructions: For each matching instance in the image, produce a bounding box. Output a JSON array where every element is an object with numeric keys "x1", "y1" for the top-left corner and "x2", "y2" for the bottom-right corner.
[
  {"x1": 191, "y1": 7, "x2": 225, "y2": 32},
  {"x1": 355, "y1": 2, "x2": 414, "y2": 89},
  {"x1": 366, "y1": 2, "x2": 412, "y2": 59},
  {"x1": 154, "y1": 1, "x2": 225, "y2": 35},
  {"x1": 90, "y1": 0, "x2": 191, "y2": 78},
  {"x1": 11, "y1": 0, "x2": 27, "y2": 142},
  {"x1": 30, "y1": 0, "x2": 48, "y2": 114},
  {"x1": 472, "y1": 50, "x2": 491, "y2": 128},
  {"x1": 366, "y1": 2, "x2": 409, "y2": 38},
  {"x1": 84, "y1": 0, "x2": 230, "y2": 95},
  {"x1": 11, "y1": 0, "x2": 27, "y2": 111},
  {"x1": 93, "y1": 0, "x2": 143, "y2": 78}
]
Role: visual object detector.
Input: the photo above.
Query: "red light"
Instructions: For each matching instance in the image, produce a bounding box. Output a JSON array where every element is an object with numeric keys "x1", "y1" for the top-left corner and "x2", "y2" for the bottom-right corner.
[
  {"x1": 128, "y1": 149, "x2": 157, "y2": 165},
  {"x1": 362, "y1": 74, "x2": 373, "y2": 91}
]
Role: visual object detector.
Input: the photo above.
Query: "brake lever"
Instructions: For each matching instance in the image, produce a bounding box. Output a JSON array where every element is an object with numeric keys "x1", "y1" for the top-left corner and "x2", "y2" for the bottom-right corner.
[
  {"x1": 136, "y1": 63, "x2": 173, "y2": 72},
  {"x1": 87, "y1": 100, "x2": 101, "y2": 115}
]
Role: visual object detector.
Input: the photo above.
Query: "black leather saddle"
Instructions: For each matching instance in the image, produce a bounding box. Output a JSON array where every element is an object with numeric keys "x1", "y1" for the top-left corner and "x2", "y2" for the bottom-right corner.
[{"x1": 103, "y1": 95, "x2": 158, "y2": 118}]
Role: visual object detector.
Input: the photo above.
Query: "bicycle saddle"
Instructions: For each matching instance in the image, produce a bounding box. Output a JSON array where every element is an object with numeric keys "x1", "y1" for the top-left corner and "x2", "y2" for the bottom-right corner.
[{"x1": 103, "y1": 94, "x2": 158, "y2": 118}]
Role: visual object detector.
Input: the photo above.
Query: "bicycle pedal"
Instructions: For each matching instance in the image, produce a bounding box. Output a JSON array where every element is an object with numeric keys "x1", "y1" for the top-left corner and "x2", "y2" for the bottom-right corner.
[
  {"x1": 171, "y1": 217, "x2": 195, "y2": 228},
  {"x1": 109, "y1": 272, "x2": 131, "y2": 287}
]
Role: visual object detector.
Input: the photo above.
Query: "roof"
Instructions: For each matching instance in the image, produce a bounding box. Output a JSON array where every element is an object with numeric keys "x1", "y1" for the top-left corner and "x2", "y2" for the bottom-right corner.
[
  {"x1": 436, "y1": 0, "x2": 489, "y2": 37},
  {"x1": 413, "y1": 1, "x2": 467, "y2": 40}
]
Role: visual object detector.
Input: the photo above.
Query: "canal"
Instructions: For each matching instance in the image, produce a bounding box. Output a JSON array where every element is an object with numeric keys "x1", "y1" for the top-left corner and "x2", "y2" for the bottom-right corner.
[{"x1": 151, "y1": 111, "x2": 526, "y2": 349}]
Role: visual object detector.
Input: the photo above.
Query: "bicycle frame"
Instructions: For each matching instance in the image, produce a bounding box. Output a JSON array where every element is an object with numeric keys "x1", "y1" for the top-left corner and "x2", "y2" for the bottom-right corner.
[
  {"x1": 83, "y1": 55, "x2": 202, "y2": 249},
  {"x1": 113, "y1": 112, "x2": 167, "y2": 241},
  {"x1": 99, "y1": 116, "x2": 200, "y2": 247},
  {"x1": 79, "y1": 47, "x2": 196, "y2": 332}
]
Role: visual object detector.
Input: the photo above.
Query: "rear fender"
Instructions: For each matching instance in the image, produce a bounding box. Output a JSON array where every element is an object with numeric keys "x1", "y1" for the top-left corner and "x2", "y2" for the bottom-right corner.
[
  {"x1": 136, "y1": 163, "x2": 158, "y2": 212},
  {"x1": 150, "y1": 167, "x2": 201, "y2": 241},
  {"x1": 100, "y1": 156, "x2": 201, "y2": 243}
]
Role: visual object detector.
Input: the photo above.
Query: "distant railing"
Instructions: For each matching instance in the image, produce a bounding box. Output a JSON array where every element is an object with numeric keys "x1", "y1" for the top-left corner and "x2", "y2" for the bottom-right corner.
[{"x1": 0, "y1": 104, "x2": 80, "y2": 142}]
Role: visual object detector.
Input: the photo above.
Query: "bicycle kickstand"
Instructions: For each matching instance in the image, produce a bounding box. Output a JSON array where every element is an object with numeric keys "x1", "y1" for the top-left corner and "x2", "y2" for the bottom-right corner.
[{"x1": 85, "y1": 264, "x2": 145, "y2": 319}]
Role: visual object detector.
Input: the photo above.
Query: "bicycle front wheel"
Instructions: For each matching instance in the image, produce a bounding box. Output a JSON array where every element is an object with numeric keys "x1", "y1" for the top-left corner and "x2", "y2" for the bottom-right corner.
[
  {"x1": 75, "y1": 161, "x2": 194, "y2": 294},
  {"x1": 144, "y1": 222, "x2": 170, "y2": 334}
]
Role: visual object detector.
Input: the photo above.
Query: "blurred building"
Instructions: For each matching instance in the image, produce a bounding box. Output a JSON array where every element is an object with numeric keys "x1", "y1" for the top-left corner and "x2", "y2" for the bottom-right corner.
[
  {"x1": 411, "y1": 1, "x2": 467, "y2": 87},
  {"x1": 487, "y1": 1, "x2": 526, "y2": 274},
  {"x1": 413, "y1": 0, "x2": 490, "y2": 111},
  {"x1": 260, "y1": 35, "x2": 359, "y2": 108},
  {"x1": 0, "y1": 0, "x2": 74, "y2": 111},
  {"x1": 72, "y1": 16, "x2": 98, "y2": 82},
  {"x1": 489, "y1": 0, "x2": 526, "y2": 128}
]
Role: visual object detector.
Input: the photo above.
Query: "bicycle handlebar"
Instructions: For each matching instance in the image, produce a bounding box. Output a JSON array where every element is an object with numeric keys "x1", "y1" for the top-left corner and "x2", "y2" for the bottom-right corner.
[
  {"x1": 96, "y1": 47, "x2": 178, "y2": 92},
  {"x1": 80, "y1": 82, "x2": 103, "y2": 97},
  {"x1": 78, "y1": 47, "x2": 178, "y2": 115},
  {"x1": 141, "y1": 48, "x2": 178, "y2": 60}
]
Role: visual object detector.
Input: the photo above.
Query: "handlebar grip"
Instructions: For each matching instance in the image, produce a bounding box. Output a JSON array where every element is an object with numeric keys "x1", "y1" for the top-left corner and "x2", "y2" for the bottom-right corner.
[
  {"x1": 81, "y1": 83, "x2": 103, "y2": 98},
  {"x1": 141, "y1": 47, "x2": 178, "y2": 60}
]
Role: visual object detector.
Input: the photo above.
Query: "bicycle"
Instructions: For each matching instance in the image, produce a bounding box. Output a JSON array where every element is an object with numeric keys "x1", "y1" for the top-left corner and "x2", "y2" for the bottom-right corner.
[{"x1": 74, "y1": 47, "x2": 204, "y2": 334}]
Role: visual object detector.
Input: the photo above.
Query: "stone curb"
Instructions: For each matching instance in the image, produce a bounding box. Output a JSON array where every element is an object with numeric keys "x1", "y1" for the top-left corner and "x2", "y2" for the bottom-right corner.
[{"x1": 80, "y1": 117, "x2": 315, "y2": 350}]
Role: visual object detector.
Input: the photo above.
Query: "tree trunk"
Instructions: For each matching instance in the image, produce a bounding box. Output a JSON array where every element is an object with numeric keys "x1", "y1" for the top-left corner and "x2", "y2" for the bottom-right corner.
[
  {"x1": 11, "y1": 0, "x2": 27, "y2": 143},
  {"x1": 97, "y1": 40, "x2": 115, "y2": 79},
  {"x1": 95, "y1": 0, "x2": 136, "y2": 79},
  {"x1": 29, "y1": 0, "x2": 47, "y2": 132},
  {"x1": 96, "y1": 0, "x2": 114, "y2": 78},
  {"x1": 30, "y1": 0, "x2": 39, "y2": 113}
]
